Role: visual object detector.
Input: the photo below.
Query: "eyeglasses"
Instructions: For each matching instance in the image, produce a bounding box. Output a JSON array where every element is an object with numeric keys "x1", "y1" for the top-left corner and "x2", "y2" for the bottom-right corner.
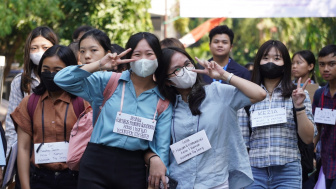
[{"x1": 168, "y1": 62, "x2": 195, "y2": 77}]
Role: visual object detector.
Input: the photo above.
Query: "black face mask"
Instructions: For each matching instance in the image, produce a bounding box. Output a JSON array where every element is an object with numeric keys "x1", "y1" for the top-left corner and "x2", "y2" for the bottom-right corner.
[
  {"x1": 40, "y1": 71, "x2": 62, "y2": 92},
  {"x1": 260, "y1": 62, "x2": 284, "y2": 79}
]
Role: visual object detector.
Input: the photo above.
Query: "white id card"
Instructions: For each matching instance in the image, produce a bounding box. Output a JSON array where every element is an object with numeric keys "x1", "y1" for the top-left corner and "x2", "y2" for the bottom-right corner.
[
  {"x1": 113, "y1": 112, "x2": 156, "y2": 141},
  {"x1": 170, "y1": 130, "x2": 211, "y2": 164},
  {"x1": 251, "y1": 108, "x2": 287, "y2": 128},
  {"x1": 34, "y1": 142, "x2": 69, "y2": 164},
  {"x1": 314, "y1": 107, "x2": 336, "y2": 125}
]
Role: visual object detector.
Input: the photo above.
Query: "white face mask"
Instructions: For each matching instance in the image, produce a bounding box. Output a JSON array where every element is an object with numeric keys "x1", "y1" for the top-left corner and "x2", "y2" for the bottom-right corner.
[
  {"x1": 169, "y1": 67, "x2": 197, "y2": 89},
  {"x1": 30, "y1": 51, "x2": 44, "y2": 65},
  {"x1": 130, "y1": 59, "x2": 158, "y2": 78}
]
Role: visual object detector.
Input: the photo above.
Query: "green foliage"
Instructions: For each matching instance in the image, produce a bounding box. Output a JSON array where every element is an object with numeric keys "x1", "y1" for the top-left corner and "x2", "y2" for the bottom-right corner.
[
  {"x1": 90, "y1": 0, "x2": 153, "y2": 47},
  {"x1": 0, "y1": 0, "x2": 153, "y2": 78}
]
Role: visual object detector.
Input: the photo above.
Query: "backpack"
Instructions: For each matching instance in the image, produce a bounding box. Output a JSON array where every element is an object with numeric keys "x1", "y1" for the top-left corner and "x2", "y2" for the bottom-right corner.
[{"x1": 244, "y1": 102, "x2": 315, "y2": 176}]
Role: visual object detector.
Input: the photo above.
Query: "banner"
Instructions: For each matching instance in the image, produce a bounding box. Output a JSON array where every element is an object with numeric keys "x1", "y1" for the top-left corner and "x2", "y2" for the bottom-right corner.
[
  {"x1": 179, "y1": 18, "x2": 226, "y2": 47},
  {"x1": 180, "y1": 0, "x2": 336, "y2": 18}
]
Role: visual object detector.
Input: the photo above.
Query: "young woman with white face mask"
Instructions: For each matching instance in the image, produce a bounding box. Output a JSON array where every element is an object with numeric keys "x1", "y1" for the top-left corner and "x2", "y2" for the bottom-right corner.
[
  {"x1": 5, "y1": 26, "x2": 58, "y2": 160},
  {"x1": 150, "y1": 47, "x2": 266, "y2": 189},
  {"x1": 54, "y1": 32, "x2": 172, "y2": 189}
]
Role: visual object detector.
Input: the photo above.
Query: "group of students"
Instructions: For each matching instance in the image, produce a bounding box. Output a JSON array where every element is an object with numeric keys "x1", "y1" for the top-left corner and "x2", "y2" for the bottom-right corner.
[{"x1": 1, "y1": 24, "x2": 335, "y2": 189}]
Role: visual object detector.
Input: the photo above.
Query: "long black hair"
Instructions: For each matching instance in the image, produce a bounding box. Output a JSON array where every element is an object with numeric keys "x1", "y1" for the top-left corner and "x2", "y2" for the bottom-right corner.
[
  {"x1": 251, "y1": 40, "x2": 295, "y2": 98},
  {"x1": 157, "y1": 47, "x2": 205, "y2": 115},
  {"x1": 124, "y1": 32, "x2": 163, "y2": 78},
  {"x1": 21, "y1": 26, "x2": 58, "y2": 95},
  {"x1": 33, "y1": 45, "x2": 78, "y2": 95}
]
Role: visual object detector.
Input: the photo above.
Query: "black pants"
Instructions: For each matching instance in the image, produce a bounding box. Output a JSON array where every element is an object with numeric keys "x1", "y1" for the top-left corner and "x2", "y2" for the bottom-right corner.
[
  {"x1": 78, "y1": 142, "x2": 146, "y2": 189},
  {"x1": 30, "y1": 167, "x2": 78, "y2": 189}
]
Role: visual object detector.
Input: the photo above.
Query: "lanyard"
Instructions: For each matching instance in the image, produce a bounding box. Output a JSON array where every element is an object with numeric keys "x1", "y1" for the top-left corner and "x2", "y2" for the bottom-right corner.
[
  {"x1": 171, "y1": 107, "x2": 200, "y2": 142},
  {"x1": 320, "y1": 89, "x2": 336, "y2": 110},
  {"x1": 213, "y1": 58, "x2": 231, "y2": 83},
  {"x1": 118, "y1": 81, "x2": 159, "y2": 122},
  {"x1": 36, "y1": 100, "x2": 69, "y2": 153}
]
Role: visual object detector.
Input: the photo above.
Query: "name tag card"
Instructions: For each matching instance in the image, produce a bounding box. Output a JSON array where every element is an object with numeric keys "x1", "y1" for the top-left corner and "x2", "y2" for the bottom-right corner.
[
  {"x1": 314, "y1": 108, "x2": 336, "y2": 125},
  {"x1": 251, "y1": 108, "x2": 287, "y2": 128},
  {"x1": 114, "y1": 112, "x2": 156, "y2": 141},
  {"x1": 34, "y1": 142, "x2": 69, "y2": 164},
  {"x1": 170, "y1": 130, "x2": 211, "y2": 164}
]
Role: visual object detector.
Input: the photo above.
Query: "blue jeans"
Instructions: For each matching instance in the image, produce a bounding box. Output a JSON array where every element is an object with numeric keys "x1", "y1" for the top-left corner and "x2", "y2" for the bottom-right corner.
[{"x1": 247, "y1": 160, "x2": 302, "y2": 189}]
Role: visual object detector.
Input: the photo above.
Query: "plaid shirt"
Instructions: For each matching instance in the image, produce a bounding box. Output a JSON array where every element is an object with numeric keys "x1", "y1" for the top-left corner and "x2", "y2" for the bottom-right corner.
[
  {"x1": 312, "y1": 83, "x2": 336, "y2": 179},
  {"x1": 5, "y1": 72, "x2": 39, "y2": 157},
  {"x1": 238, "y1": 82, "x2": 316, "y2": 168}
]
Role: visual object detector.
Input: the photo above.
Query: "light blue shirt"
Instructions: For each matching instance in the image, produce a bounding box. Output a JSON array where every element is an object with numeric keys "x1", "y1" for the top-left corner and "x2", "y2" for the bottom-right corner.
[
  {"x1": 169, "y1": 82, "x2": 253, "y2": 189},
  {"x1": 54, "y1": 66, "x2": 172, "y2": 167}
]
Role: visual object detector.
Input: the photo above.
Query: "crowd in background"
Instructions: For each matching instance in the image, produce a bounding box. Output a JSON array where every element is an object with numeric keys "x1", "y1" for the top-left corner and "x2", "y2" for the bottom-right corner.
[{"x1": 0, "y1": 24, "x2": 335, "y2": 189}]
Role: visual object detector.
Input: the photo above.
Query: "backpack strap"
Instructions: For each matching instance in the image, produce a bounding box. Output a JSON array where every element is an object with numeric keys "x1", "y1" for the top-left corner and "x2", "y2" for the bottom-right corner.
[
  {"x1": 28, "y1": 94, "x2": 40, "y2": 122},
  {"x1": 156, "y1": 99, "x2": 170, "y2": 117},
  {"x1": 28, "y1": 93, "x2": 40, "y2": 139},
  {"x1": 102, "y1": 73, "x2": 122, "y2": 107},
  {"x1": 72, "y1": 97, "x2": 85, "y2": 118}
]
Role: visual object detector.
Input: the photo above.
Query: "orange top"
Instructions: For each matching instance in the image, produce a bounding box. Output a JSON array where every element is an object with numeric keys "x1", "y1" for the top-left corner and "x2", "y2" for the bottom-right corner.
[{"x1": 11, "y1": 91, "x2": 88, "y2": 171}]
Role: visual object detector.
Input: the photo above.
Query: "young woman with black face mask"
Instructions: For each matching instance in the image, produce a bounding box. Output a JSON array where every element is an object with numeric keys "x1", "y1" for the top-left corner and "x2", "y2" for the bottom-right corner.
[
  {"x1": 238, "y1": 40, "x2": 316, "y2": 189},
  {"x1": 11, "y1": 45, "x2": 85, "y2": 189}
]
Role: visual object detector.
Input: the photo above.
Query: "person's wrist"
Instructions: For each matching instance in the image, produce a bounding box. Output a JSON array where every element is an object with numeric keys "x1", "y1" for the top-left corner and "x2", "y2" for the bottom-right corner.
[
  {"x1": 221, "y1": 72, "x2": 229, "y2": 81},
  {"x1": 148, "y1": 154, "x2": 159, "y2": 165},
  {"x1": 295, "y1": 105, "x2": 306, "y2": 112}
]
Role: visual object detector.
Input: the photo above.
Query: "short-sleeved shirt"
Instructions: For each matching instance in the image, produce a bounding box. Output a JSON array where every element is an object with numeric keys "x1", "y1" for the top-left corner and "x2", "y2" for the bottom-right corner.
[
  {"x1": 312, "y1": 84, "x2": 336, "y2": 179},
  {"x1": 238, "y1": 82, "x2": 316, "y2": 168},
  {"x1": 11, "y1": 91, "x2": 82, "y2": 171},
  {"x1": 168, "y1": 82, "x2": 253, "y2": 189}
]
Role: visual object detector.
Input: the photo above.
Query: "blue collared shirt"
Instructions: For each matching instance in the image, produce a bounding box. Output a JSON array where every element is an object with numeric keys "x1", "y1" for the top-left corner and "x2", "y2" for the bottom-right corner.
[
  {"x1": 54, "y1": 66, "x2": 172, "y2": 167},
  {"x1": 169, "y1": 82, "x2": 253, "y2": 189}
]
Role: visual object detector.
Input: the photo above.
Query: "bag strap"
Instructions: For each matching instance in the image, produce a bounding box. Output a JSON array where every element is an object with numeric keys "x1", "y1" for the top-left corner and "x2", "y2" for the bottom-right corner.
[
  {"x1": 28, "y1": 93, "x2": 40, "y2": 124},
  {"x1": 27, "y1": 93, "x2": 40, "y2": 148},
  {"x1": 102, "y1": 73, "x2": 122, "y2": 107},
  {"x1": 156, "y1": 99, "x2": 170, "y2": 117},
  {"x1": 72, "y1": 97, "x2": 85, "y2": 118}
]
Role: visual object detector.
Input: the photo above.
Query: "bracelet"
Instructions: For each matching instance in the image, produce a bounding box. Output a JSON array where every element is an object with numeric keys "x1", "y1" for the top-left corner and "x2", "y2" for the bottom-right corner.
[
  {"x1": 148, "y1": 154, "x2": 159, "y2": 164},
  {"x1": 226, "y1": 73, "x2": 234, "y2": 84},
  {"x1": 99, "y1": 60, "x2": 102, "y2": 71},
  {"x1": 295, "y1": 106, "x2": 306, "y2": 112}
]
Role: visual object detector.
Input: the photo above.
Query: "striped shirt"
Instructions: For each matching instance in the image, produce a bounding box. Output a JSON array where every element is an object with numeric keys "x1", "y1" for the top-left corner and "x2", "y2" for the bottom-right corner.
[
  {"x1": 238, "y1": 82, "x2": 316, "y2": 167},
  {"x1": 5, "y1": 72, "x2": 39, "y2": 157}
]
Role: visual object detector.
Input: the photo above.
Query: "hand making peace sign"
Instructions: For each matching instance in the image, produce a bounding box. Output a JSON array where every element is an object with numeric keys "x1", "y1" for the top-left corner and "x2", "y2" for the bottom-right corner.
[
  {"x1": 99, "y1": 48, "x2": 135, "y2": 70},
  {"x1": 193, "y1": 57, "x2": 226, "y2": 80},
  {"x1": 292, "y1": 77, "x2": 310, "y2": 108}
]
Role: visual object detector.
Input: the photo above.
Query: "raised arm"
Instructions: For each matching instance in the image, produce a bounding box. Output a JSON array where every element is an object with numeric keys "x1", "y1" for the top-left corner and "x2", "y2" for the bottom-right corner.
[
  {"x1": 194, "y1": 58, "x2": 266, "y2": 103},
  {"x1": 292, "y1": 78, "x2": 315, "y2": 144},
  {"x1": 79, "y1": 48, "x2": 134, "y2": 73}
]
